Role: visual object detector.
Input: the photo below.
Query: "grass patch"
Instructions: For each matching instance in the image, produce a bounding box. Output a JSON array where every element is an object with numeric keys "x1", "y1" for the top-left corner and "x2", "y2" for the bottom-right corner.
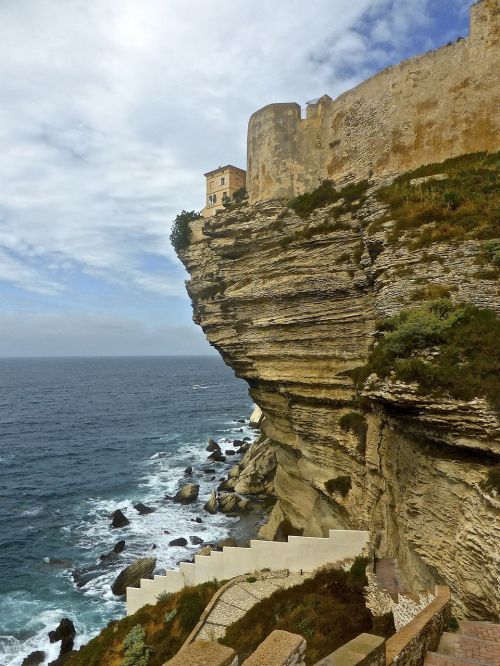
[
  {"x1": 221, "y1": 559, "x2": 394, "y2": 665},
  {"x1": 376, "y1": 152, "x2": 499, "y2": 248},
  {"x1": 410, "y1": 283, "x2": 456, "y2": 302},
  {"x1": 356, "y1": 299, "x2": 500, "y2": 410},
  {"x1": 288, "y1": 180, "x2": 369, "y2": 219},
  {"x1": 66, "y1": 580, "x2": 223, "y2": 666},
  {"x1": 325, "y1": 476, "x2": 352, "y2": 497}
]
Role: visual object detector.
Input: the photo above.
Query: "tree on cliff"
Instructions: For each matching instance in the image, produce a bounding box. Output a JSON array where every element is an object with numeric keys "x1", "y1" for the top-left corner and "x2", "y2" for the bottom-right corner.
[{"x1": 170, "y1": 210, "x2": 201, "y2": 254}]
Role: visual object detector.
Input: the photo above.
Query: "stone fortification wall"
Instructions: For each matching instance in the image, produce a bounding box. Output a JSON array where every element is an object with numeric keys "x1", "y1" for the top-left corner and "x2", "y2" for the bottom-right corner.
[{"x1": 247, "y1": 0, "x2": 499, "y2": 203}]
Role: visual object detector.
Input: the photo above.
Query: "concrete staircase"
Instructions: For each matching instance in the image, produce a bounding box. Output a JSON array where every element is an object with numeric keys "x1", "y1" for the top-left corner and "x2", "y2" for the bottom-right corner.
[
  {"x1": 425, "y1": 621, "x2": 500, "y2": 666},
  {"x1": 126, "y1": 529, "x2": 370, "y2": 615}
]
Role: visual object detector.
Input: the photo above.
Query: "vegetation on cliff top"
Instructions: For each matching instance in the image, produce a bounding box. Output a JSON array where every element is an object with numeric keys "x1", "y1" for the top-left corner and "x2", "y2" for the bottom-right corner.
[
  {"x1": 355, "y1": 299, "x2": 500, "y2": 410},
  {"x1": 170, "y1": 210, "x2": 201, "y2": 255},
  {"x1": 288, "y1": 179, "x2": 369, "y2": 218},
  {"x1": 221, "y1": 558, "x2": 394, "y2": 665},
  {"x1": 374, "y1": 151, "x2": 499, "y2": 249},
  {"x1": 66, "y1": 580, "x2": 223, "y2": 666}
]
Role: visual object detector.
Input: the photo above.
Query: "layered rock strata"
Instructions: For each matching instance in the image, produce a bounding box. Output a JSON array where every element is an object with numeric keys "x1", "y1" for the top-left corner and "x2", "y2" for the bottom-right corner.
[{"x1": 180, "y1": 189, "x2": 499, "y2": 620}]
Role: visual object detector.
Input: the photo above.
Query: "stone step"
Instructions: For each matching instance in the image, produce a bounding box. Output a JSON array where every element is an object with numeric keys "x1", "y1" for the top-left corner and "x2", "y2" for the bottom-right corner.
[
  {"x1": 459, "y1": 622, "x2": 500, "y2": 645},
  {"x1": 437, "y1": 632, "x2": 500, "y2": 665},
  {"x1": 425, "y1": 651, "x2": 488, "y2": 666}
]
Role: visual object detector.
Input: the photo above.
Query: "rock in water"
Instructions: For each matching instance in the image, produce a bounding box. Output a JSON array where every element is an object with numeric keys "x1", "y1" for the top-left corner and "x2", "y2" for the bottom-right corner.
[
  {"x1": 207, "y1": 452, "x2": 225, "y2": 463},
  {"x1": 190, "y1": 535, "x2": 203, "y2": 545},
  {"x1": 218, "y1": 492, "x2": 240, "y2": 513},
  {"x1": 196, "y1": 545, "x2": 214, "y2": 556},
  {"x1": 47, "y1": 618, "x2": 76, "y2": 665},
  {"x1": 206, "y1": 438, "x2": 221, "y2": 452},
  {"x1": 218, "y1": 537, "x2": 237, "y2": 548},
  {"x1": 173, "y1": 483, "x2": 199, "y2": 504},
  {"x1": 21, "y1": 652, "x2": 45, "y2": 666},
  {"x1": 204, "y1": 489, "x2": 218, "y2": 514},
  {"x1": 110, "y1": 509, "x2": 129, "y2": 528},
  {"x1": 169, "y1": 537, "x2": 188, "y2": 547},
  {"x1": 111, "y1": 557, "x2": 156, "y2": 596},
  {"x1": 113, "y1": 539, "x2": 126, "y2": 553},
  {"x1": 184, "y1": 465, "x2": 193, "y2": 475},
  {"x1": 134, "y1": 502, "x2": 155, "y2": 515}
]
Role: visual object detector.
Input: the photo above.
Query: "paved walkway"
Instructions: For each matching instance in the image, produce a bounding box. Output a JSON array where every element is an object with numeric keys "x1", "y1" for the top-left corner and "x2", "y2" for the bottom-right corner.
[
  {"x1": 191, "y1": 570, "x2": 309, "y2": 642},
  {"x1": 425, "y1": 621, "x2": 500, "y2": 666}
]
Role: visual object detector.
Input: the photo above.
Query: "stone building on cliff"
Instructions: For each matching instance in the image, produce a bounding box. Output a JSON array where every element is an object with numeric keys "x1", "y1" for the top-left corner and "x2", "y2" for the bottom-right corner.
[{"x1": 201, "y1": 164, "x2": 246, "y2": 217}]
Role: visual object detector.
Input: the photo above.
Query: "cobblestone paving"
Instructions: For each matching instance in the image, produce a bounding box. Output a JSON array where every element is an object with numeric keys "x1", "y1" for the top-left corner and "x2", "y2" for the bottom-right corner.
[
  {"x1": 195, "y1": 571, "x2": 310, "y2": 642},
  {"x1": 425, "y1": 620, "x2": 500, "y2": 666}
]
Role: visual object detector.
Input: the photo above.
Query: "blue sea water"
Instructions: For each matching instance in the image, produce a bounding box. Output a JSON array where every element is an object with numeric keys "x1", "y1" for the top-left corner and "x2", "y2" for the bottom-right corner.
[{"x1": 0, "y1": 356, "x2": 254, "y2": 665}]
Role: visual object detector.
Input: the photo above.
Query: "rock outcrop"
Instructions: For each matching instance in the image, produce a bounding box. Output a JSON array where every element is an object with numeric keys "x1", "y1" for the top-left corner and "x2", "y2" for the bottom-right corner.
[
  {"x1": 180, "y1": 179, "x2": 499, "y2": 619},
  {"x1": 111, "y1": 557, "x2": 156, "y2": 596}
]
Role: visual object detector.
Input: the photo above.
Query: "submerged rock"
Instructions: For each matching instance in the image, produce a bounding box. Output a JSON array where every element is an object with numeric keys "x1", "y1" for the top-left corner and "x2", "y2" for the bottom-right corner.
[
  {"x1": 169, "y1": 537, "x2": 188, "y2": 547},
  {"x1": 184, "y1": 465, "x2": 193, "y2": 476},
  {"x1": 111, "y1": 557, "x2": 156, "y2": 596},
  {"x1": 204, "y1": 489, "x2": 217, "y2": 514},
  {"x1": 134, "y1": 502, "x2": 155, "y2": 515},
  {"x1": 189, "y1": 535, "x2": 203, "y2": 545},
  {"x1": 173, "y1": 483, "x2": 199, "y2": 504},
  {"x1": 110, "y1": 509, "x2": 129, "y2": 529},
  {"x1": 99, "y1": 539, "x2": 125, "y2": 561}
]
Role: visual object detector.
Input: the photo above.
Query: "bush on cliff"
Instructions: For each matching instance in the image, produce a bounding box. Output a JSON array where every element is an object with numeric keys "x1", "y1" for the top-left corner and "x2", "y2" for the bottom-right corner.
[
  {"x1": 356, "y1": 299, "x2": 500, "y2": 410},
  {"x1": 375, "y1": 151, "x2": 499, "y2": 247},
  {"x1": 170, "y1": 210, "x2": 201, "y2": 255},
  {"x1": 289, "y1": 179, "x2": 369, "y2": 218},
  {"x1": 221, "y1": 558, "x2": 394, "y2": 664},
  {"x1": 66, "y1": 580, "x2": 223, "y2": 666}
]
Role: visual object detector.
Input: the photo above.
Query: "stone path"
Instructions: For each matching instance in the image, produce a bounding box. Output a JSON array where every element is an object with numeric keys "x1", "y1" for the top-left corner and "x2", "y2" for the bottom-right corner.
[
  {"x1": 425, "y1": 621, "x2": 500, "y2": 666},
  {"x1": 374, "y1": 557, "x2": 409, "y2": 596},
  {"x1": 192, "y1": 570, "x2": 309, "y2": 642}
]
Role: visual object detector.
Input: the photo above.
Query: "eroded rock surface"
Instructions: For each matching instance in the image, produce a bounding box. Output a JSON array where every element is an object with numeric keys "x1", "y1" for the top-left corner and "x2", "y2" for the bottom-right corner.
[{"x1": 180, "y1": 189, "x2": 499, "y2": 619}]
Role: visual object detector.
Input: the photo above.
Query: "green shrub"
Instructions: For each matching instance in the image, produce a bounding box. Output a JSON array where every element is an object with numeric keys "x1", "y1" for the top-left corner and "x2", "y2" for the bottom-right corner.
[
  {"x1": 246, "y1": 576, "x2": 257, "y2": 583},
  {"x1": 232, "y1": 186, "x2": 247, "y2": 203},
  {"x1": 410, "y1": 283, "x2": 455, "y2": 301},
  {"x1": 325, "y1": 476, "x2": 352, "y2": 497},
  {"x1": 66, "y1": 580, "x2": 223, "y2": 666},
  {"x1": 170, "y1": 210, "x2": 201, "y2": 254},
  {"x1": 339, "y1": 413, "x2": 368, "y2": 455},
  {"x1": 122, "y1": 625, "x2": 151, "y2": 666},
  {"x1": 376, "y1": 152, "x2": 499, "y2": 248},
  {"x1": 357, "y1": 299, "x2": 500, "y2": 410},
  {"x1": 157, "y1": 591, "x2": 173, "y2": 602},
  {"x1": 288, "y1": 180, "x2": 369, "y2": 219},
  {"x1": 221, "y1": 558, "x2": 392, "y2": 664}
]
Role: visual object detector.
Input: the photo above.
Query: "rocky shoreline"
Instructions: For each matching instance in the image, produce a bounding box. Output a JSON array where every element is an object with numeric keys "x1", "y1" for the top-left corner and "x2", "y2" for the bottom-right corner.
[{"x1": 22, "y1": 406, "x2": 277, "y2": 666}]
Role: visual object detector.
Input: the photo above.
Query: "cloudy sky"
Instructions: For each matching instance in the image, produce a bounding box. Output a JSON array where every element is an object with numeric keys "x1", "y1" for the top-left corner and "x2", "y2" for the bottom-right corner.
[{"x1": 0, "y1": 0, "x2": 472, "y2": 356}]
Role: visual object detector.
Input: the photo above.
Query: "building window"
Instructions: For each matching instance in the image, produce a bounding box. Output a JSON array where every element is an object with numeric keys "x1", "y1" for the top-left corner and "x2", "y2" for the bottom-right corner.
[
  {"x1": 208, "y1": 194, "x2": 217, "y2": 205},
  {"x1": 220, "y1": 177, "x2": 225, "y2": 186}
]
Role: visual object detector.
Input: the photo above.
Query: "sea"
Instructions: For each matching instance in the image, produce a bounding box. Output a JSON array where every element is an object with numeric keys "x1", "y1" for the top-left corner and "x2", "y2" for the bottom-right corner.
[{"x1": 0, "y1": 356, "x2": 256, "y2": 665}]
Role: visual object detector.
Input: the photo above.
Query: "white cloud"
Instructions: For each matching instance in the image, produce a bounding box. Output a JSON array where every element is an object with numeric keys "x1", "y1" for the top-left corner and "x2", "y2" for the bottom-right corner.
[{"x1": 0, "y1": 0, "x2": 473, "y2": 352}]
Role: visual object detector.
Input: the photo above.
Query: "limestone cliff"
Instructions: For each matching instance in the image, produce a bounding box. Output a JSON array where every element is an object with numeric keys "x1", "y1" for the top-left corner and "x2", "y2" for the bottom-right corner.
[{"x1": 179, "y1": 164, "x2": 499, "y2": 621}]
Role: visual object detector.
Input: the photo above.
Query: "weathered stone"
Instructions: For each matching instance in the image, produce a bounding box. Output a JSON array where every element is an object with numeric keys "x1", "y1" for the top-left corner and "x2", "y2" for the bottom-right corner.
[
  {"x1": 207, "y1": 438, "x2": 221, "y2": 452},
  {"x1": 110, "y1": 509, "x2": 129, "y2": 529},
  {"x1": 111, "y1": 557, "x2": 156, "y2": 596},
  {"x1": 218, "y1": 493, "x2": 240, "y2": 514},
  {"x1": 207, "y1": 452, "x2": 226, "y2": 463},
  {"x1": 190, "y1": 535, "x2": 203, "y2": 545},
  {"x1": 134, "y1": 502, "x2": 155, "y2": 515},
  {"x1": 249, "y1": 405, "x2": 263, "y2": 428},
  {"x1": 174, "y1": 484, "x2": 199, "y2": 504},
  {"x1": 22, "y1": 651, "x2": 46, "y2": 666},
  {"x1": 169, "y1": 537, "x2": 188, "y2": 547},
  {"x1": 204, "y1": 489, "x2": 218, "y2": 514}
]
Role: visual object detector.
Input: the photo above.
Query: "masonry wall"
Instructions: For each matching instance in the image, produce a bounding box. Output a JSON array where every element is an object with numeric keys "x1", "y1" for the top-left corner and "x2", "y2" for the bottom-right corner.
[{"x1": 247, "y1": 0, "x2": 500, "y2": 203}]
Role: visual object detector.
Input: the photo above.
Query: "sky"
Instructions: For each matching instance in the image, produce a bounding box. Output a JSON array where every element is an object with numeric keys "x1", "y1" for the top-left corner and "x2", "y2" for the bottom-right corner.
[{"x1": 0, "y1": 0, "x2": 473, "y2": 357}]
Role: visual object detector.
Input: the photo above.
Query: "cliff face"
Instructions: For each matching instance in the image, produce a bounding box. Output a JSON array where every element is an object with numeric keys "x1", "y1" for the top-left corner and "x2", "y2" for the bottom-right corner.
[{"x1": 180, "y1": 175, "x2": 499, "y2": 620}]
